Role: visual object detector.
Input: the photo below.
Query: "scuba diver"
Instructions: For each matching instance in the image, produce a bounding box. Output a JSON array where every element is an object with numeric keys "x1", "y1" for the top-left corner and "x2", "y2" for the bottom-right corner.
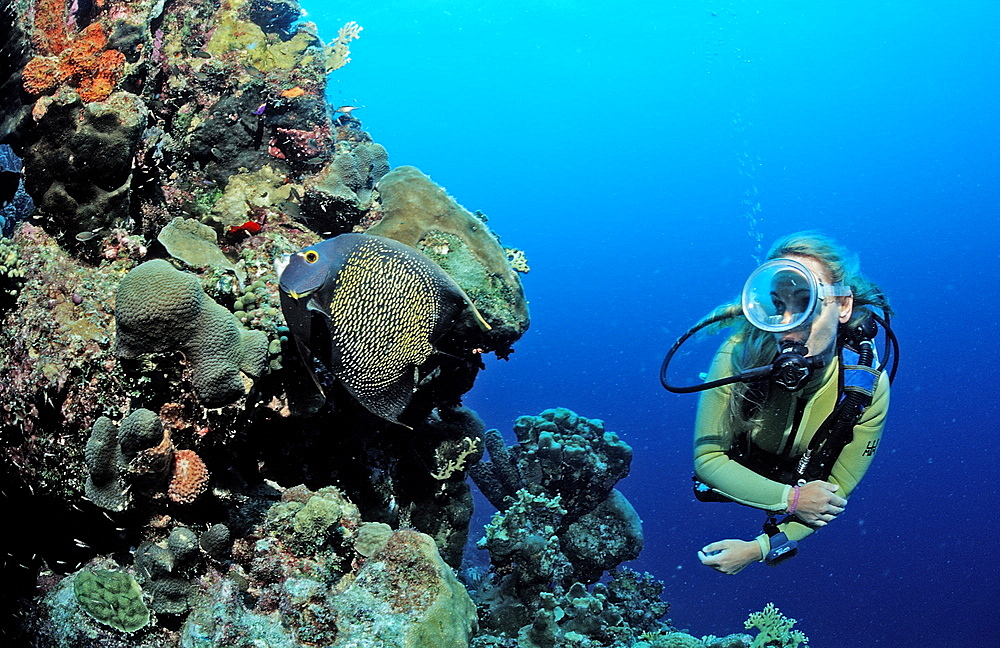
[{"x1": 660, "y1": 232, "x2": 898, "y2": 575}]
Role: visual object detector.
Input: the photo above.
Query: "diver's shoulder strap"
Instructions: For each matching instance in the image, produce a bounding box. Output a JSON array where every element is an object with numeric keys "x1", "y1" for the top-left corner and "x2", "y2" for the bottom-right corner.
[
  {"x1": 799, "y1": 344, "x2": 882, "y2": 481},
  {"x1": 841, "y1": 345, "x2": 880, "y2": 401}
]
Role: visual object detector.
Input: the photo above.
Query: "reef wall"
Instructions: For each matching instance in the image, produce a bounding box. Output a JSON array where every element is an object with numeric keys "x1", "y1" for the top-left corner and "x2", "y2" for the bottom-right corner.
[{"x1": 0, "y1": 0, "x2": 779, "y2": 646}]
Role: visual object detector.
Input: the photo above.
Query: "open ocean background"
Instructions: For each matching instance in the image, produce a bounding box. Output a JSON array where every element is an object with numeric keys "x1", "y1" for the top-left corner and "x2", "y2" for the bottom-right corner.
[{"x1": 309, "y1": 2, "x2": 998, "y2": 646}]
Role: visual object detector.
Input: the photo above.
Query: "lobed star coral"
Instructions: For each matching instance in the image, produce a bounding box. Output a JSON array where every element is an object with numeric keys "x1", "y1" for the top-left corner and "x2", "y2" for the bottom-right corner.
[{"x1": 114, "y1": 259, "x2": 269, "y2": 407}]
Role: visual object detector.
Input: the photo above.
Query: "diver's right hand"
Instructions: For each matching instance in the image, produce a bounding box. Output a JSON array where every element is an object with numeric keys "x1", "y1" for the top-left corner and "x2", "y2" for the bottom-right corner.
[{"x1": 790, "y1": 480, "x2": 847, "y2": 527}]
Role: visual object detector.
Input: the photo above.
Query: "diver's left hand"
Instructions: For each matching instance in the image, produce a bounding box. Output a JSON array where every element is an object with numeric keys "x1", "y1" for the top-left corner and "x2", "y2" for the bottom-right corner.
[{"x1": 698, "y1": 539, "x2": 763, "y2": 575}]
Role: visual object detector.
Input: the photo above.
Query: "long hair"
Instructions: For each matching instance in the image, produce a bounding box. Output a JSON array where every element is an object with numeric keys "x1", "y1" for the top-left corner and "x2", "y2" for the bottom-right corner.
[{"x1": 700, "y1": 231, "x2": 893, "y2": 440}]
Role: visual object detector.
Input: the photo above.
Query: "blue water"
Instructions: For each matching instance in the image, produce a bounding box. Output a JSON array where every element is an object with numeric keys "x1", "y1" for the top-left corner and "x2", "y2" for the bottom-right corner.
[{"x1": 310, "y1": 2, "x2": 999, "y2": 645}]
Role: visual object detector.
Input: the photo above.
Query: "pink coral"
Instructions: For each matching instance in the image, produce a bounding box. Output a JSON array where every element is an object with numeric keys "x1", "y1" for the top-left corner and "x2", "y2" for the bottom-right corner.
[
  {"x1": 268, "y1": 125, "x2": 331, "y2": 163},
  {"x1": 168, "y1": 449, "x2": 209, "y2": 504}
]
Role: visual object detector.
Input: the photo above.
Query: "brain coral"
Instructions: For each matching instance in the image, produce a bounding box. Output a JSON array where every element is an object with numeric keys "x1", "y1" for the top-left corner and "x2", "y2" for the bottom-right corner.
[{"x1": 114, "y1": 259, "x2": 268, "y2": 406}]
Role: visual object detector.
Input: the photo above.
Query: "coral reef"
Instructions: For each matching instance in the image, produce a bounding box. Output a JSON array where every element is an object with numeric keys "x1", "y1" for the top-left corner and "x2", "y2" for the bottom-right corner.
[
  {"x1": 179, "y1": 484, "x2": 476, "y2": 648},
  {"x1": 468, "y1": 409, "x2": 653, "y2": 646},
  {"x1": 472, "y1": 407, "x2": 634, "y2": 523},
  {"x1": 0, "y1": 234, "x2": 26, "y2": 307},
  {"x1": 22, "y1": 90, "x2": 148, "y2": 246},
  {"x1": 0, "y1": 0, "x2": 788, "y2": 645}
]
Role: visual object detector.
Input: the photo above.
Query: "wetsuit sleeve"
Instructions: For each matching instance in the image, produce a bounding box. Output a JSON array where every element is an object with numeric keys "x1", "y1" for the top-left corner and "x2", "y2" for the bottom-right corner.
[
  {"x1": 771, "y1": 369, "x2": 892, "y2": 543},
  {"x1": 693, "y1": 340, "x2": 792, "y2": 512}
]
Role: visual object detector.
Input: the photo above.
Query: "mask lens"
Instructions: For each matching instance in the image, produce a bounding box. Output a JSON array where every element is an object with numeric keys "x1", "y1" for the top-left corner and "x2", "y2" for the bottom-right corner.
[{"x1": 742, "y1": 259, "x2": 819, "y2": 332}]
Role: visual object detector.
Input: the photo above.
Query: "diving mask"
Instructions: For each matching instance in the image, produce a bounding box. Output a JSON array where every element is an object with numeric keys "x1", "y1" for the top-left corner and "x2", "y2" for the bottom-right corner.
[{"x1": 742, "y1": 258, "x2": 852, "y2": 333}]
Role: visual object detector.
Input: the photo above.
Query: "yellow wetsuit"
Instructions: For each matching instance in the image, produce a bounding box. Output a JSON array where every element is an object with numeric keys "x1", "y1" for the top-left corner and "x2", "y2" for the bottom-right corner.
[{"x1": 694, "y1": 337, "x2": 890, "y2": 555}]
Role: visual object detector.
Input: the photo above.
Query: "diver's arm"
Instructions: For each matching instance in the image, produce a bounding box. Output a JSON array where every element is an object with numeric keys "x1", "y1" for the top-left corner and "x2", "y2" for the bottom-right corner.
[
  {"x1": 693, "y1": 341, "x2": 791, "y2": 512},
  {"x1": 770, "y1": 370, "x2": 891, "y2": 543},
  {"x1": 698, "y1": 538, "x2": 763, "y2": 575}
]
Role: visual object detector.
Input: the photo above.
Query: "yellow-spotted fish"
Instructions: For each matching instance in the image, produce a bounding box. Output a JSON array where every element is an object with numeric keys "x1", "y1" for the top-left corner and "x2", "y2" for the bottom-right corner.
[{"x1": 275, "y1": 233, "x2": 490, "y2": 424}]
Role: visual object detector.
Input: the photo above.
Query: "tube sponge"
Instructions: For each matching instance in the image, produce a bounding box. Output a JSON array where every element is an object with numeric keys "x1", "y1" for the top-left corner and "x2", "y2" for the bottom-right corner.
[{"x1": 114, "y1": 259, "x2": 268, "y2": 406}]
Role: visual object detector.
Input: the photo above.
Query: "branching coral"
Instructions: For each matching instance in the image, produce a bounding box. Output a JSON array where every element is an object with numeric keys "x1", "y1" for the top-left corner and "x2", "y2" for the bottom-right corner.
[
  {"x1": 505, "y1": 247, "x2": 530, "y2": 273},
  {"x1": 325, "y1": 21, "x2": 362, "y2": 73},
  {"x1": 430, "y1": 436, "x2": 482, "y2": 481},
  {"x1": 745, "y1": 603, "x2": 809, "y2": 648}
]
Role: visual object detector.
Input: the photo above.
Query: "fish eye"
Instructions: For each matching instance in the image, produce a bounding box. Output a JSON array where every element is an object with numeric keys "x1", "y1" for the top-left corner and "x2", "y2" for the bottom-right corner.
[{"x1": 304, "y1": 250, "x2": 320, "y2": 264}]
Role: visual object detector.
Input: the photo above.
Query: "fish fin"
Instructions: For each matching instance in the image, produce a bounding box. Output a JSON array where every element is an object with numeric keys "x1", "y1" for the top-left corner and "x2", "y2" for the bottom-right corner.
[
  {"x1": 306, "y1": 296, "x2": 331, "y2": 318},
  {"x1": 340, "y1": 370, "x2": 415, "y2": 429},
  {"x1": 288, "y1": 337, "x2": 327, "y2": 414},
  {"x1": 454, "y1": 284, "x2": 492, "y2": 331}
]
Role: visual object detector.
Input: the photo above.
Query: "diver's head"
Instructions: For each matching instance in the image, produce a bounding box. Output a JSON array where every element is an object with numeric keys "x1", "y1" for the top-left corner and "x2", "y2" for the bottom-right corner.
[{"x1": 742, "y1": 235, "x2": 855, "y2": 362}]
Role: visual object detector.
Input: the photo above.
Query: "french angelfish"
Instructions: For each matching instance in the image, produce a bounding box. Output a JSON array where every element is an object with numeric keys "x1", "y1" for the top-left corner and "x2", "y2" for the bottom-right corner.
[{"x1": 275, "y1": 233, "x2": 490, "y2": 424}]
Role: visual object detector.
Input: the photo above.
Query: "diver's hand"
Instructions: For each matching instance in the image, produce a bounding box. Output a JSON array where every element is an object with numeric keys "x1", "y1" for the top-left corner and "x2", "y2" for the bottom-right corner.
[
  {"x1": 698, "y1": 539, "x2": 762, "y2": 575},
  {"x1": 791, "y1": 480, "x2": 847, "y2": 527}
]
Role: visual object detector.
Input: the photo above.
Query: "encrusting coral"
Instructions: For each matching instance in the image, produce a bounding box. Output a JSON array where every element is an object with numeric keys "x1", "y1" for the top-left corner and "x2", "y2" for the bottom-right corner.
[
  {"x1": 21, "y1": 2, "x2": 125, "y2": 102},
  {"x1": 0, "y1": 235, "x2": 26, "y2": 307},
  {"x1": 168, "y1": 448, "x2": 210, "y2": 504}
]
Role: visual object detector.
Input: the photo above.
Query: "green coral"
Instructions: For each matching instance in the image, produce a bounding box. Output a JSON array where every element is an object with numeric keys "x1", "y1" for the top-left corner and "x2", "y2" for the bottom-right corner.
[
  {"x1": 745, "y1": 603, "x2": 808, "y2": 648},
  {"x1": 205, "y1": 0, "x2": 321, "y2": 72},
  {"x1": 0, "y1": 235, "x2": 26, "y2": 307},
  {"x1": 638, "y1": 631, "x2": 706, "y2": 648},
  {"x1": 73, "y1": 569, "x2": 150, "y2": 633},
  {"x1": 156, "y1": 217, "x2": 242, "y2": 278},
  {"x1": 265, "y1": 486, "x2": 361, "y2": 555}
]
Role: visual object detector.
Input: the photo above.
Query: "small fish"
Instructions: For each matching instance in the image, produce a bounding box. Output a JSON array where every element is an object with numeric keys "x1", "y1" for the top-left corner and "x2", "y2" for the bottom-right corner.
[
  {"x1": 334, "y1": 105, "x2": 362, "y2": 116},
  {"x1": 227, "y1": 221, "x2": 262, "y2": 236},
  {"x1": 211, "y1": 147, "x2": 223, "y2": 159},
  {"x1": 253, "y1": 103, "x2": 267, "y2": 115},
  {"x1": 280, "y1": 201, "x2": 302, "y2": 218},
  {"x1": 75, "y1": 228, "x2": 103, "y2": 242},
  {"x1": 192, "y1": 49, "x2": 212, "y2": 59}
]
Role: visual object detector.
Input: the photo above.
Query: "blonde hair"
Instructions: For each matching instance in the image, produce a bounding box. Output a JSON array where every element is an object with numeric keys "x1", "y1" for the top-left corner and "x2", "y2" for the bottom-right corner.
[{"x1": 701, "y1": 231, "x2": 892, "y2": 439}]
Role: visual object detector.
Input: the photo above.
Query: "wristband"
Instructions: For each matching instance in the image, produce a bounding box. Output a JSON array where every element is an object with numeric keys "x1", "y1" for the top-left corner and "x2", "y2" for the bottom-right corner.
[{"x1": 788, "y1": 485, "x2": 801, "y2": 514}]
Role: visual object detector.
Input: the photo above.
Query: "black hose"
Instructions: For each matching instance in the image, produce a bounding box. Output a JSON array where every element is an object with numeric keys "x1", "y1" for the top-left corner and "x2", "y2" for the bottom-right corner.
[{"x1": 659, "y1": 313, "x2": 756, "y2": 393}]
